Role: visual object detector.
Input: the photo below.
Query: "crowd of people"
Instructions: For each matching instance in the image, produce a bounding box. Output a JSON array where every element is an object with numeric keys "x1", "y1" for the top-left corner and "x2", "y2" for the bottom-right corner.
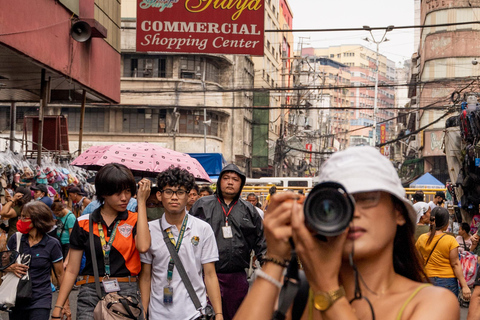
[{"x1": 3, "y1": 146, "x2": 480, "y2": 319}]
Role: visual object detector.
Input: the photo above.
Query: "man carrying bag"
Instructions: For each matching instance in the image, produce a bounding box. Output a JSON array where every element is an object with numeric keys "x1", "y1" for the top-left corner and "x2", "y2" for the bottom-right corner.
[{"x1": 139, "y1": 167, "x2": 223, "y2": 319}]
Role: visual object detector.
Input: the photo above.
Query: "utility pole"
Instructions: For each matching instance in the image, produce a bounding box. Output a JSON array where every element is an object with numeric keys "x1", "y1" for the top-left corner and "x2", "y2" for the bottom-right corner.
[
  {"x1": 10, "y1": 102, "x2": 16, "y2": 152},
  {"x1": 363, "y1": 25, "x2": 393, "y2": 148}
]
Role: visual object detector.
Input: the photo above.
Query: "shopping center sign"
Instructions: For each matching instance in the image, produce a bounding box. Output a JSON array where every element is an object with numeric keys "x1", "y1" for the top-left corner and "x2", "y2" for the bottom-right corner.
[{"x1": 136, "y1": 0, "x2": 265, "y2": 55}]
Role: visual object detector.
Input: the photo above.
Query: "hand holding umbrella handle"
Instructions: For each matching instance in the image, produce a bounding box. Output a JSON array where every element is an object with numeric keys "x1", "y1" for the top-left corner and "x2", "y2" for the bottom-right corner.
[{"x1": 137, "y1": 179, "x2": 152, "y2": 205}]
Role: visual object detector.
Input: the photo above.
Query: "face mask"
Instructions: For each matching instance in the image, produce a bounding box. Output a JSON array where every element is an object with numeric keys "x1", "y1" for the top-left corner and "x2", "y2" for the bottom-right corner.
[
  {"x1": 146, "y1": 207, "x2": 164, "y2": 221},
  {"x1": 16, "y1": 219, "x2": 33, "y2": 234},
  {"x1": 36, "y1": 197, "x2": 42, "y2": 201}
]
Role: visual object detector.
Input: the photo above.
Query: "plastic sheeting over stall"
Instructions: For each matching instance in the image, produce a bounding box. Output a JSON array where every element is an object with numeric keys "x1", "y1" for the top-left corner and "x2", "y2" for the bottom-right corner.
[{"x1": 187, "y1": 153, "x2": 227, "y2": 180}]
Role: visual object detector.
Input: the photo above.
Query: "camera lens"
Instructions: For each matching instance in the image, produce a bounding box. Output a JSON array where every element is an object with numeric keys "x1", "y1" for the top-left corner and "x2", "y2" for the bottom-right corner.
[{"x1": 304, "y1": 182, "x2": 354, "y2": 237}]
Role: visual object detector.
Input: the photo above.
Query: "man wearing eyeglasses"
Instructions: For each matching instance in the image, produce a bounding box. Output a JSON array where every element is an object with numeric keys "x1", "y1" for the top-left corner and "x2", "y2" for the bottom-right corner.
[
  {"x1": 139, "y1": 167, "x2": 223, "y2": 320},
  {"x1": 190, "y1": 164, "x2": 266, "y2": 320}
]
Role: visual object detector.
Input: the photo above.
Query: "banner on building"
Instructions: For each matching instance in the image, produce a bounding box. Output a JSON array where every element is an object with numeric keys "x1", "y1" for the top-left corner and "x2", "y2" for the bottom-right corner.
[
  {"x1": 423, "y1": 129, "x2": 445, "y2": 157},
  {"x1": 380, "y1": 124, "x2": 386, "y2": 155},
  {"x1": 136, "y1": 0, "x2": 265, "y2": 55}
]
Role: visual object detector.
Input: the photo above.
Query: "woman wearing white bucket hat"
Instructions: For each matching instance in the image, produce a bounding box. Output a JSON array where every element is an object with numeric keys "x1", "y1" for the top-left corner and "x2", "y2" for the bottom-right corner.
[{"x1": 234, "y1": 146, "x2": 459, "y2": 320}]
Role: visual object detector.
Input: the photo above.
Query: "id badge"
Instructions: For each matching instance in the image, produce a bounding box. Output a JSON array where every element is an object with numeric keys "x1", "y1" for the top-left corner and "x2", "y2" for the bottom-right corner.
[
  {"x1": 222, "y1": 226, "x2": 233, "y2": 238},
  {"x1": 163, "y1": 286, "x2": 173, "y2": 304},
  {"x1": 102, "y1": 278, "x2": 120, "y2": 293}
]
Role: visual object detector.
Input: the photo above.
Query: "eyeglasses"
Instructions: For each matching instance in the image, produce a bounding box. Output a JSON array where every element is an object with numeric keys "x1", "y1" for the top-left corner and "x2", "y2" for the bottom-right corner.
[
  {"x1": 160, "y1": 189, "x2": 187, "y2": 199},
  {"x1": 352, "y1": 191, "x2": 382, "y2": 209}
]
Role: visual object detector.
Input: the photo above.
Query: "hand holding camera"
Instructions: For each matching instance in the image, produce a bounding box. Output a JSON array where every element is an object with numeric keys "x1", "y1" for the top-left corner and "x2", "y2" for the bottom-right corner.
[{"x1": 263, "y1": 192, "x2": 304, "y2": 262}]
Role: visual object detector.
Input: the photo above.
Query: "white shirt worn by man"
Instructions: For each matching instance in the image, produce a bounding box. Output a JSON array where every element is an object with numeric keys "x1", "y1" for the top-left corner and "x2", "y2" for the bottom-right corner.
[
  {"x1": 255, "y1": 207, "x2": 264, "y2": 220},
  {"x1": 428, "y1": 201, "x2": 438, "y2": 212},
  {"x1": 413, "y1": 201, "x2": 429, "y2": 223},
  {"x1": 140, "y1": 213, "x2": 219, "y2": 320}
]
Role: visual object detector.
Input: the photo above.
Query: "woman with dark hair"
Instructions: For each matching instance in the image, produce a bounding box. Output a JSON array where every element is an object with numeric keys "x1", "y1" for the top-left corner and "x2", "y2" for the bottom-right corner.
[
  {"x1": 52, "y1": 163, "x2": 151, "y2": 320},
  {"x1": 51, "y1": 201, "x2": 76, "y2": 266},
  {"x1": 416, "y1": 207, "x2": 470, "y2": 299},
  {"x1": 234, "y1": 146, "x2": 459, "y2": 320},
  {"x1": 0, "y1": 186, "x2": 32, "y2": 240},
  {"x1": 5, "y1": 201, "x2": 65, "y2": 320}
]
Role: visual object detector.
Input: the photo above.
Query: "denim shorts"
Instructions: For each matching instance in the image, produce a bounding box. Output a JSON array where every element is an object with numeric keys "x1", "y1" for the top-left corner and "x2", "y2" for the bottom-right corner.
[
  {"x1": 429, "y1": 277, "x2": 459, "y2": 297},
  {"x1": 77, "y1": 281, "x2": 143, "y2": 320}
]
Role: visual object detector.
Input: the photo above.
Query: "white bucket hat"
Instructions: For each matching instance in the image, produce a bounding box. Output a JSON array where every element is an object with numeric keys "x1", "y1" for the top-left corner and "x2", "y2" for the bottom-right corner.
[{"x1": 317, "y1": 146, "x2": 416, "y2": 225}]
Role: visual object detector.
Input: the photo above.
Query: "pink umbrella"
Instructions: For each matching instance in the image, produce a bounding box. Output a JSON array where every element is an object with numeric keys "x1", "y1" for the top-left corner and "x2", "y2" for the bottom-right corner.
[{"x1": 71, "y1": 143, "x2": 211, "y2": 183}]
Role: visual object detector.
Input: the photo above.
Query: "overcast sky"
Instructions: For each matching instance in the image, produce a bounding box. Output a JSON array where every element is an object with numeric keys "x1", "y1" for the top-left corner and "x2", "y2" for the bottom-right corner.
[{"x1": 288, "y1": 0, "x2": 415, "y2": 66}]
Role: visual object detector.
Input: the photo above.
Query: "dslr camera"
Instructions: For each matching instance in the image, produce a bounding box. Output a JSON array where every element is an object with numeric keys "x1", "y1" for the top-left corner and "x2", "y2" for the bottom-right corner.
[{"x1": 303, "y1": 182, "x2": 354, "y2": 238}]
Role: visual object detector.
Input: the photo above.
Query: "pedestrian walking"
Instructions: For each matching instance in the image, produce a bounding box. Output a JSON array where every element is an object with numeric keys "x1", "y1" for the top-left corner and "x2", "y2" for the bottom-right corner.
[
  {"x1": 68, "y1": 187, "x2": 91, "y2": 217},
  {"x1": 6, "y1": 201, "x2": 66, "y2": 320},
  {"x1": 51, "y1": 201, "x2": 76, "y2": 266},
  {"x1": 190, "y1": 164, "x2": 266, "y2": 320},
  {"x1": 0, "y1": 186, "x2": 31, "y2": 240},
  {"x1": 51, "y1": 163, "x2": 151, "y2": 320},
  {"x1": 186, "y1": 184, "x2": 200, "y2": 212},
  {"x1": 416, "y1": 207, "x2": 471, "y2": 299},
  {"x1": 139, "y1": 167, "x2": 223, "y2": 319}
]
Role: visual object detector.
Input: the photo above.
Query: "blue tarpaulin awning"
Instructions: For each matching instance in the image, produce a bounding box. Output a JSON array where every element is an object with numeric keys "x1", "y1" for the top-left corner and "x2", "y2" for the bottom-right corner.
[
  {"x1": 409, "y1": 172, "x2": 445, "y2": 189},
  {"x1": 187, "y1": 153, "x2": 226, "y2": 179}
]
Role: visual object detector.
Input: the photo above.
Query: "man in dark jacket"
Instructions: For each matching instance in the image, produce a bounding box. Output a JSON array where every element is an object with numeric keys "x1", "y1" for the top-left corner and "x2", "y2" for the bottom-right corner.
[{"x1": 190, "y1": 164, "x2": 266, "y2": 320}]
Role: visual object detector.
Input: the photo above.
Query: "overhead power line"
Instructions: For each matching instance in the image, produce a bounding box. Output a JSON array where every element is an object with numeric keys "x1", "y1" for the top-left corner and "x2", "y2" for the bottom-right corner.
[{"x1": 265, "y1": 20, "x2": 480, "y2": 33}]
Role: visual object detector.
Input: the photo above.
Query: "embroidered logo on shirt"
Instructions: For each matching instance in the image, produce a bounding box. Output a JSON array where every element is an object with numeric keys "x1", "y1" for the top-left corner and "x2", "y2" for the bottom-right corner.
[
  {"x1": 118, "y1": 224, "x2": 133, "y2": 237},
  {"x1": 191, "y1": 236, "x2": 200, "y2": 246}
]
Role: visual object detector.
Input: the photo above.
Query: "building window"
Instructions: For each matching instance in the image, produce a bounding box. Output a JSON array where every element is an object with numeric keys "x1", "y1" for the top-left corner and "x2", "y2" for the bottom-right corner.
[
  {"x1": 179, "y1": 56, "x2": 219, "y2": 82},
  {"x1": 122, "y1": 108, "x2": 166, "y2": 133},
  {"x1": 61, "y1": 108, "x2": 105, "y2": 133},
  {"x1": 178, "y1": 110, "x2": 219, "y2": 136},
  {"x1": 123, "y1": 54, "x2": 173, "y2": 78}
]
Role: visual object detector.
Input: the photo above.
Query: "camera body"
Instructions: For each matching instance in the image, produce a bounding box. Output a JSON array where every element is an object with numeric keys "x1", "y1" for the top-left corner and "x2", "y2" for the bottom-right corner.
[{"x1": 303, "y1": 182, "x2": 354, "y2": 238}]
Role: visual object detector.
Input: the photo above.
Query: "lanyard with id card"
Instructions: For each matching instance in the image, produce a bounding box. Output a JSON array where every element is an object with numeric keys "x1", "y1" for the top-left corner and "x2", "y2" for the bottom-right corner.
[
  {"x1": 218, "y1": 198, "x2": 237, "y2": 239},
  {"x1": 163, "y1": 215, "x2": 188, "y2": 304},
  {"x1": 98, "y1": 220, "x2": 121, "y2": 293}
]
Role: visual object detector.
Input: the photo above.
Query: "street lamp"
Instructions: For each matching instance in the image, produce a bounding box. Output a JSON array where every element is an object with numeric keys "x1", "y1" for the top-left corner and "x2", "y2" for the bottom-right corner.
[{"x1": 363, "y1": 25, "x2": 394, "y2": 147}]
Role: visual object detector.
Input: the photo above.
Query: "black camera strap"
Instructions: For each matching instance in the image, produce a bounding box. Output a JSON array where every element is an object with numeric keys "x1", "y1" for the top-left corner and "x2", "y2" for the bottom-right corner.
[{"x1": 272, "y1": 253, "x2": 300, "y2": 320}]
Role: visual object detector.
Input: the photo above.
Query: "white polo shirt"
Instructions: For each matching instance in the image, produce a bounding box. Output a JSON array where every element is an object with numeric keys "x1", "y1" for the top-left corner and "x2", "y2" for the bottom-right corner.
[{"x1": 140, "y1": 213, "x2": 218, "y2": 320}]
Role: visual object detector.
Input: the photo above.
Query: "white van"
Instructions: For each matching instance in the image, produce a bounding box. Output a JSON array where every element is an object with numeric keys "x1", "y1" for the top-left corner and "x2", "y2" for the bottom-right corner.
[{"x1": 245, "y1": 177, "x2": 313, "y2": 189}]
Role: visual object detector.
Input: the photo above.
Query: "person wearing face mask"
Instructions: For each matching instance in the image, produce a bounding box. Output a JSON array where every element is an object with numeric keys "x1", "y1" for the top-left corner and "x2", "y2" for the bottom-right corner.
[
  {"x1": 145, "y1": 187, "x2": 164, "y2": 221},
  {"x1": 31, "y1": 184, "x2": 53, "y2": 209},
  {"x1": 5, "y1": 201, "x2": 67, "y2": 320},
  {"x1": 0, "y1": 187, "x2": 32, "y2": 240}
]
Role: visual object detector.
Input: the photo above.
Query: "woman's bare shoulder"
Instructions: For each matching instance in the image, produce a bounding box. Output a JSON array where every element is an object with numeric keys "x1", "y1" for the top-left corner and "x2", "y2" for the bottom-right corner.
[{"x1": 405, "y1": 282, "x2": 459, "y2": 319}]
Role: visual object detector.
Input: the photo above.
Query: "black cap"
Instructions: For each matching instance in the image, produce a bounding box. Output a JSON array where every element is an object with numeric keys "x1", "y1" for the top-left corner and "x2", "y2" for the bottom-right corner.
[
  {"x1": 31, "y1": 184, "x2": 48, "y2": 195},
  {"x1": 435, "y1": 191, "x2": 446, "y2": 200}
]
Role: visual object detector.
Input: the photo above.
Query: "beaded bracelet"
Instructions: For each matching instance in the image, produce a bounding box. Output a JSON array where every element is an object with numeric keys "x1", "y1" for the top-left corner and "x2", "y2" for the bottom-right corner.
[
  {"x1": 255, "y1": 269, "x2": 283, "y2": 289},
  {"x1": 263, "y1": 256, "x2": 289, "y2": 268}
]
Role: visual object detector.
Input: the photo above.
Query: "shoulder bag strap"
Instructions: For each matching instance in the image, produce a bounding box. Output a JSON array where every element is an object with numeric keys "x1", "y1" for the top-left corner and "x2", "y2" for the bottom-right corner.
[
  {"x1": 89, "y1": 215, "x2": 103, "y2": 299},
  {"x1": 425, "y1": 234, "x2": 446, "y2": 266},
  {"x1": 463, "y1": 237, "x2": 468, "y2": 251},
  {"x1": 159, "y1": 219, "x2": 202, "y2": 311},
  {"x1": 16, "y1": 232, "x2": 22, "y2": 253}
]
